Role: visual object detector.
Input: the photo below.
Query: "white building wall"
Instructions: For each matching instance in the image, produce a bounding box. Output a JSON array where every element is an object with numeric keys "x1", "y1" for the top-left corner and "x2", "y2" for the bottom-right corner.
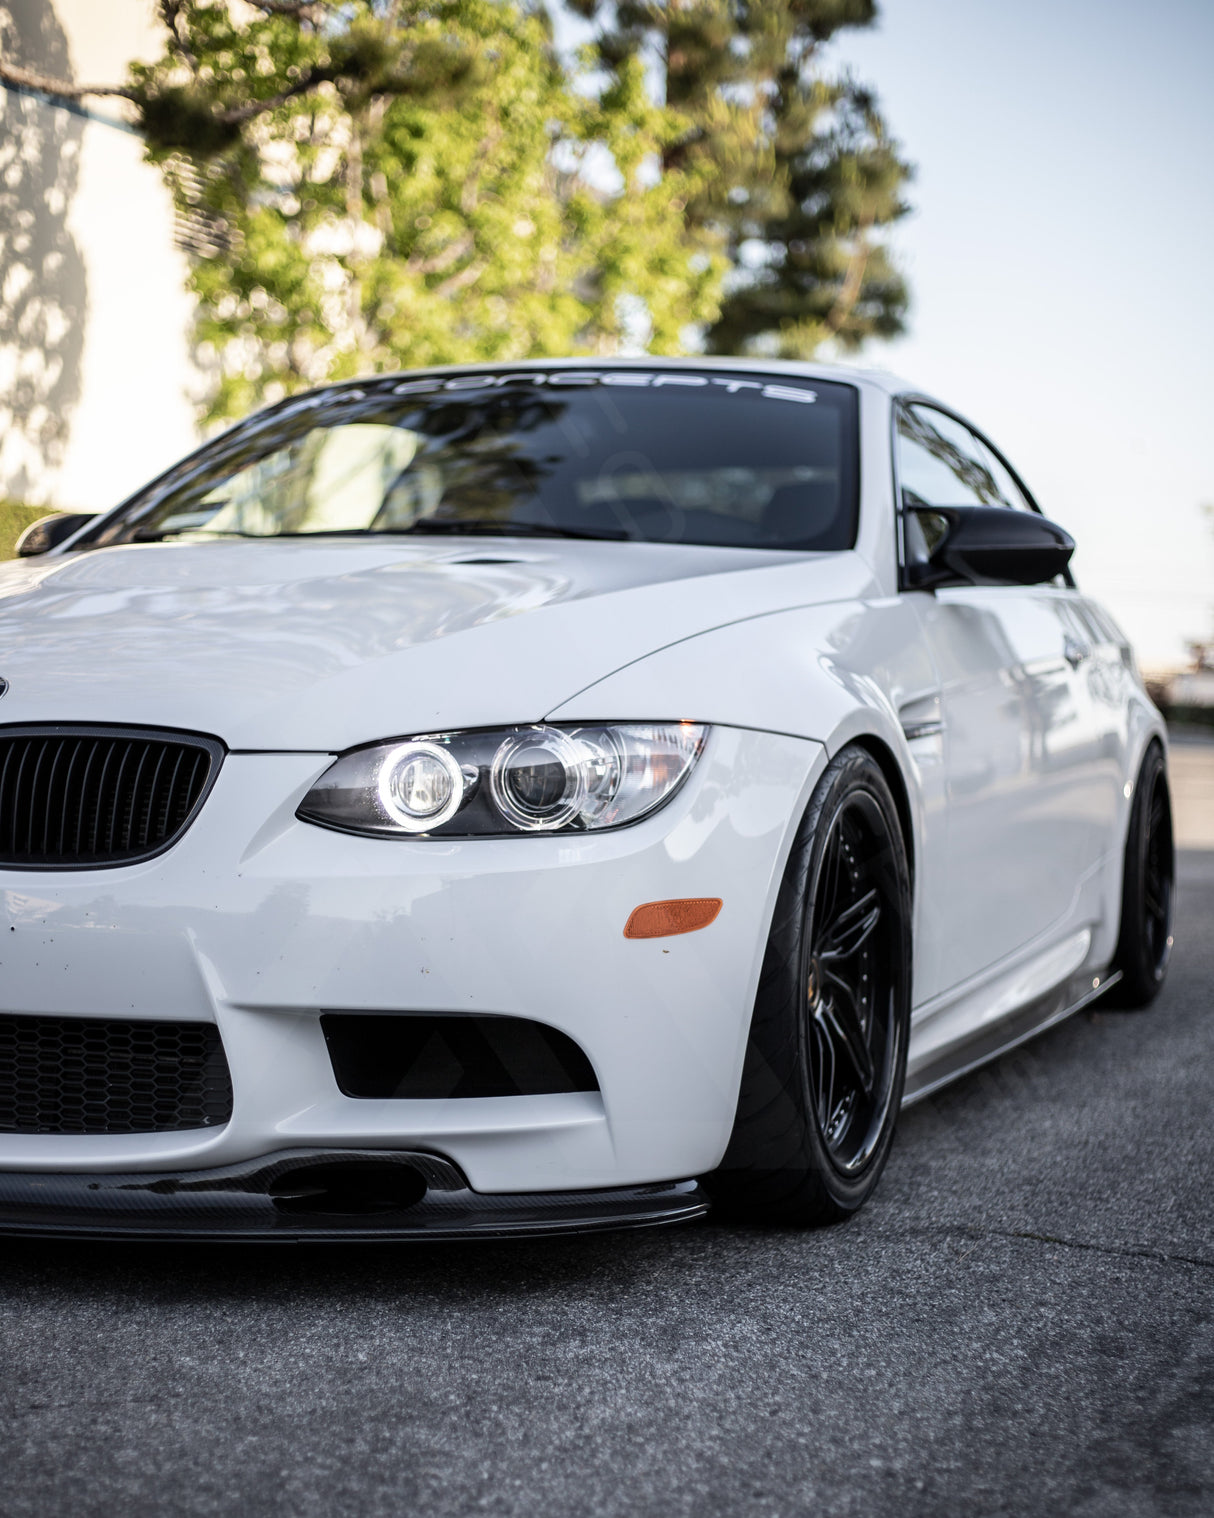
[{"x1": 0, "y1": 0, "x2": 202, "y2": 512}]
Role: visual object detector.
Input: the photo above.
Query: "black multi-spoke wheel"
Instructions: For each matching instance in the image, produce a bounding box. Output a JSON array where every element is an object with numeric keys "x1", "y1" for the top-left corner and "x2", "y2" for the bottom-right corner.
[
  {"x1": 707, "y1": 746, "x2": 911, "y2": 1225},
  {"x1": 805, "y1": 791, "x2": 902, "y2": 1174},
  {"x1": 1109, "y1": 742, "x2": 1175, "y2": 1009}
]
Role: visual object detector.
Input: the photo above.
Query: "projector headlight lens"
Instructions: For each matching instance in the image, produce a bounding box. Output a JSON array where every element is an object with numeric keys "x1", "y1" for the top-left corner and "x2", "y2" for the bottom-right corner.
[
  {"x1": 298, "y1": 723, "x2": 707, "y2": 839},
  {"x1": 490, "y1": 729, "x2": 587, "y2": 831},
  {"x1": 376, "y1": 742, "x2": 464, "y2": 832}
]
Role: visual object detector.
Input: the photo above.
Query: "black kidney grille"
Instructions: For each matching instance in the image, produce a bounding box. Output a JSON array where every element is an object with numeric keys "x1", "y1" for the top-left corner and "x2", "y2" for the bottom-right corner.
[
  {"x1": 0, "y1": 727, "x2": 221, "y2": 867},
  {"x1": 0, "y1": 1013, "x2": 233, "y2": 1135}
]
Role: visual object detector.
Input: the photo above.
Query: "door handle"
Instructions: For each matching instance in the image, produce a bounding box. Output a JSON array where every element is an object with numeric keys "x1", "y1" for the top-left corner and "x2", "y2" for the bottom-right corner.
[{"x1": 1063, "y1": 636, "x2": 1090, "y2": 669}]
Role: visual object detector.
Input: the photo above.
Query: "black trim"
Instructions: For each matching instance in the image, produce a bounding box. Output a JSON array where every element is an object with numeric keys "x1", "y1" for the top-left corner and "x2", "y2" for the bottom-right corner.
[
  {"x1": 0, "y1": 724, "x2": 225, "y2": 870},
  {"x1": 0, "y1": 1149, "x2": 709, "y2": 1241},
  {"x1": 901, "y1": 504, "x2": 1075, "y2": 591},
  {"x1": 321, "y1": 1013, "x2": 600, "y2": 1098},
  {"x1": 902, "y1": 965, "x2": 1121, "y2": 1105},
  {"x1": 891, "y1": 394, "x2": 1078, "y2": 592},
  {"x1": 0, "y1": 1012, "x2": 233, "y2": 1135},
  {"x1": 14, "y1": 512, "x2": 97, "y2": 558}
]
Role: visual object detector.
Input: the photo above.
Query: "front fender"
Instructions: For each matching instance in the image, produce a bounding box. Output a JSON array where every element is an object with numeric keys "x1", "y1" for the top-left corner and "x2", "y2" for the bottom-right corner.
[{"x1": 545, "y1": 594, "x2": 940, "y2": 951}]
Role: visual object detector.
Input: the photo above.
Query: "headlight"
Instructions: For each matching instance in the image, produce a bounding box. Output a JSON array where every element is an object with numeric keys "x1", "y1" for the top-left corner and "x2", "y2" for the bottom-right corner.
[
  {"x1": 376, "y1": 741, "x2": 465, "y2": 833},
  {"x1": 297, "y1": 723, "x2": 708, "y2": 838}
]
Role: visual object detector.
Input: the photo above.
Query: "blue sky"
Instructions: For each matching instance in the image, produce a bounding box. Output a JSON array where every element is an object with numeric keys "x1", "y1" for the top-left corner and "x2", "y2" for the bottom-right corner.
[{"x1": 829, "y1": 0, "x2": 1214, "y2": 665}]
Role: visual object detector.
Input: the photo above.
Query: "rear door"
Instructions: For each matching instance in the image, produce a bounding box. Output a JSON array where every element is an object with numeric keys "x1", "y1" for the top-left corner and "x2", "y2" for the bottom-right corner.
[{"x1": 896, "y1": 402, "x2": 1113, "y2": 993}]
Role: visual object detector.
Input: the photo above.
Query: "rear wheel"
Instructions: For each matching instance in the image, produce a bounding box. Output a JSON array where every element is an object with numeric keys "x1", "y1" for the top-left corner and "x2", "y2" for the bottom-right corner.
[
  {"x1": 707, "y1": 746, "x2": 912, "y2": 1225},
  {"x1": 1109, "y1": 742, "x2": 1174, "y2": 1008}
]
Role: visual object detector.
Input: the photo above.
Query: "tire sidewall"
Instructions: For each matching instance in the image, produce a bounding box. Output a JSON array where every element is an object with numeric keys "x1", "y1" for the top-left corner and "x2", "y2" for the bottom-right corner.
[
  {"x1": 792, "y1": 749, "x2": 913, "y2": 1212},
  {"x1": 1114, "y1": 740, "x2": 1175, "y2": 1003},
  {"x1": 708, "y1": 744, "x2": 913, "y2": 1223}
]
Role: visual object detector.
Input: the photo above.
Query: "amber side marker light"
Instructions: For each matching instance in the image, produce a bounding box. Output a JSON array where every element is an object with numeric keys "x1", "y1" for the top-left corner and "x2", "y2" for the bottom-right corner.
[{"x1": 624, "y1": 898, "x2": 723, "y2": 940}]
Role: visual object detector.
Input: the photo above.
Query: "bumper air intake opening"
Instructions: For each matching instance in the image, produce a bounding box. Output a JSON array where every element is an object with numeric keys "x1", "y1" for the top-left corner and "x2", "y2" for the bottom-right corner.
[
  {"x1": 0, "y1": 1012, "x2": 233, "y2": 1135},
  {"x1": 268, "y1": 1160, "x2": 428, "y2": 1216},
  {"x1": 321, "y1": 1013, "x2": 600, "y2": 1099}
]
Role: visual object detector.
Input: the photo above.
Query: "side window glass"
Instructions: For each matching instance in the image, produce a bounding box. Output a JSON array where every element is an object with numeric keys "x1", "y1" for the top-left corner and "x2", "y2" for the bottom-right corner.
[
  {"x1": 896, "y1": 405, "x2": 1008, "y2": 509},
  {"x1": 972, "y1": 434, "x2": 1033, "y2": 512},
  {"x1": 1074, "y1": 600, "x2": 1118, "y2": 648}
]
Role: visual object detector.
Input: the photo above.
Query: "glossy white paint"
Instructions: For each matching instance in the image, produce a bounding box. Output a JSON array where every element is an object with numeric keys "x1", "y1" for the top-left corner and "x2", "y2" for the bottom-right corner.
[
  {"x1": 0, "y1": 730, "x2": 825, "y2": 1189},
  {"x1": 0, "y1": 359, "x2": 1167, "y2": 1193},
  {"x1": 0, "y1": 540, "x2": 877, "y2": 748}
]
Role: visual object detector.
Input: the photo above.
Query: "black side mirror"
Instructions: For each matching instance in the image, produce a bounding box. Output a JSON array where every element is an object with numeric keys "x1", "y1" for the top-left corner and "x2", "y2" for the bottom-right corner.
[
  {"x1": 14, "y1": 512, "x2": 96, "y2": 558},
  {"x1": 904, "y1": 505, "x2": 1074, "y2": 590}
]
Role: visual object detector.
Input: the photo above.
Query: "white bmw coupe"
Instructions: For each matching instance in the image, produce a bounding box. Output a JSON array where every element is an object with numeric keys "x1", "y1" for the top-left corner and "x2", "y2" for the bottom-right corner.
[{"x1": 0, "y1": 360, "x2": 1173, "y2": 1239}]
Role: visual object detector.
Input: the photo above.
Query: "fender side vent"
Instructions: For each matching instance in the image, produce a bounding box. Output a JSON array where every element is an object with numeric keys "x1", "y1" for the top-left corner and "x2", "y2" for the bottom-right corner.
[{"x1": 321, "y1": 1013, "x2": 600, "y2": 1099}]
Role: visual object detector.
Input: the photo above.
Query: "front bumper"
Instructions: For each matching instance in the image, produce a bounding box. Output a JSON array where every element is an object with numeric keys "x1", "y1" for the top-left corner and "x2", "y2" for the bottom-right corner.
[
  {"x1": 0, "y1": 725, "x2": 822, "y2": 1207},
  {"x1": 0, "y1": 1150, "x2": 708, "y2": 1241}
]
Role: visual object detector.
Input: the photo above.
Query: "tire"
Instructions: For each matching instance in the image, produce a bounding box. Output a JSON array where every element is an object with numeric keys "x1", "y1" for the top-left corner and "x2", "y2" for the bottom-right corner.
[
  {"x1": 1108, "y1": 741, "x2": 1175, "y2": 1009},
  {"x1": 706, "y1": 745, "x2": 912, "y2": 1226}
]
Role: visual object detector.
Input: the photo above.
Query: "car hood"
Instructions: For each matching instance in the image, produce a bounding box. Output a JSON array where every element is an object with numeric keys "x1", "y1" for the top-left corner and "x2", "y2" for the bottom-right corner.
[{"x1": 0, "y1": 538, "x2": 874, "y2": 750}]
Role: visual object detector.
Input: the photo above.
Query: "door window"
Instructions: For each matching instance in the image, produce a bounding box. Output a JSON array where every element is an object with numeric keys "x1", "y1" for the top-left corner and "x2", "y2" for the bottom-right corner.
[
  {"x1": 969, "y1": 433, "x2": 1033, "y2": 512},
  {"x1": 896, "y1": 404, "x2": 1034, "y2": 509},
  {"x1": 896, "y1": 403, "x2": 1037, "y2": 570}
]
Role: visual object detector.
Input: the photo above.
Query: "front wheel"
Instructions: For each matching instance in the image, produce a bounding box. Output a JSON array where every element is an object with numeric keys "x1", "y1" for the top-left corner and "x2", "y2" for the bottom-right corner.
[{"x1": 706, "y1": 746, "x2": 912, "y2": 1226}]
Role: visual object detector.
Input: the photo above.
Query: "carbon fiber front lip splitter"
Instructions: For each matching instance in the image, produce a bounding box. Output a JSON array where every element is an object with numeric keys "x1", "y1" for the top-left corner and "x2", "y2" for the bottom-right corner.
[{"x1": 0, "y1": 1148, "x2": 708, "y2": 1241}]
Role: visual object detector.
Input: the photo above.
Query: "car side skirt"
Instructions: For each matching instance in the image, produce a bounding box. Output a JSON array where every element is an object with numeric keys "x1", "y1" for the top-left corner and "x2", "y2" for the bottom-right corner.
[{"x1": 901, "y1": 965, "x2": 1122, "y2": 1107}]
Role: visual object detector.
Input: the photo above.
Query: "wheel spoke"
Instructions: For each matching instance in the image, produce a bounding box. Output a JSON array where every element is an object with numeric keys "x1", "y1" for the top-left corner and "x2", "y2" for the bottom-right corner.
[
  {"x1": 815, "y1": 992, "x2": 875, "y2": 1098},
  {"x1": 812, "y1": 1018, "x2": 836, "y2": 1128},
  {"x1": 1143, "y1": 776, "x2": 1171, "y2": 930},
  {"x1": 818, "y1": 827, "x2": 844, "y2": 930},
  {"x1": 819, "y1": 887, "x2": 881, "y2": 963},
  {"x1": 802, "y1": 787, "x2": 905, "y2": 1174}
]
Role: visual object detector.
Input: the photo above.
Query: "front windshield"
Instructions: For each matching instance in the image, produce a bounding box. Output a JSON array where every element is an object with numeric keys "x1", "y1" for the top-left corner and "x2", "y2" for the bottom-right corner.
[{"x1": 89, "y1": 369, "x2": 860, "y2": 553}]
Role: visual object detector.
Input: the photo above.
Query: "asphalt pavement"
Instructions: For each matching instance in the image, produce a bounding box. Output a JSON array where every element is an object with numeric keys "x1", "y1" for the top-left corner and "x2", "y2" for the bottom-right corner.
[{"x1": 1, "y1": 818, "x2": 1212, "y2": 1514}]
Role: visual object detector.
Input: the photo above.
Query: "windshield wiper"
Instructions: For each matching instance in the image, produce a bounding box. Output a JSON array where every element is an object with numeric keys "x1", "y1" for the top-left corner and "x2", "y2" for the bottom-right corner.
[
  {"x1": 130, "y1": 527, "x2": 264, "y2": 543},
  {"x1": 128, "y1": 520, "x2": 630, "y2": 545},
  {"x1": 390, "y1": 519, "x2": 629, "y2": 541}
]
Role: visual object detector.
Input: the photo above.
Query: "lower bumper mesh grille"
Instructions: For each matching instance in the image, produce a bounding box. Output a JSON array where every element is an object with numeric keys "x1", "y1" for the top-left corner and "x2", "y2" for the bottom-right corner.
[{"x1": 0, "y1": 1014, "x2": 233, "y2": 1135}]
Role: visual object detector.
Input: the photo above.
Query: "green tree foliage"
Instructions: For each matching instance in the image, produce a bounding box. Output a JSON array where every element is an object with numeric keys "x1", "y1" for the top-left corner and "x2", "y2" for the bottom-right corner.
[
  {"x1": 118, "y1": 0, "x2": 732, "y2": 420},
  {"x1": 0, "y1": 0, "x2": 910, "y2": 419},
  {"x1": 574, "y1": 0, "x2": 913, "y2": 357},
  {"x1": 128, "y1": 0, "x2": 734, "y2": 418}
]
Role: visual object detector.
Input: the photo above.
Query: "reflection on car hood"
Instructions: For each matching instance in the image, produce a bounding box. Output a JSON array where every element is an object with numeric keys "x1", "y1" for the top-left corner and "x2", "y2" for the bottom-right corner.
[{"x1": 0, "y1": 538, "x2": 873, "y2": 749}]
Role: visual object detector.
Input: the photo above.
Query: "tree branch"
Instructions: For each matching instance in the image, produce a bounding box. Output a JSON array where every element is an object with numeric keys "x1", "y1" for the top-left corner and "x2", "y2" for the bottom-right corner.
[
  {"x1": 239, "y1": 0, "x2": 332, "y2": 15},
  {"x1": 0, "y1": 57, "x2": 137, "y2": 104},
  {"x1": 407, "y1": 231, "x2": 475, "y2": 276},
  {"x1": 214, "y1": 65, "x2": 342, "y2": 123},
  {"x1": 158, "y1": 0, "x2": 198, "y2": 68},
  {"x1": 460, "y1": 122, "x2": 502, "y2": 214},
  {"x1": 434, "y1": 261, "x2": 485, "y2": 299},
  {"x1": 823, "y1": 218, "x2": 873, "y2": 337},
  {"x1": 660, "y1": 127, "x2": 707, "y2": 175}
]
